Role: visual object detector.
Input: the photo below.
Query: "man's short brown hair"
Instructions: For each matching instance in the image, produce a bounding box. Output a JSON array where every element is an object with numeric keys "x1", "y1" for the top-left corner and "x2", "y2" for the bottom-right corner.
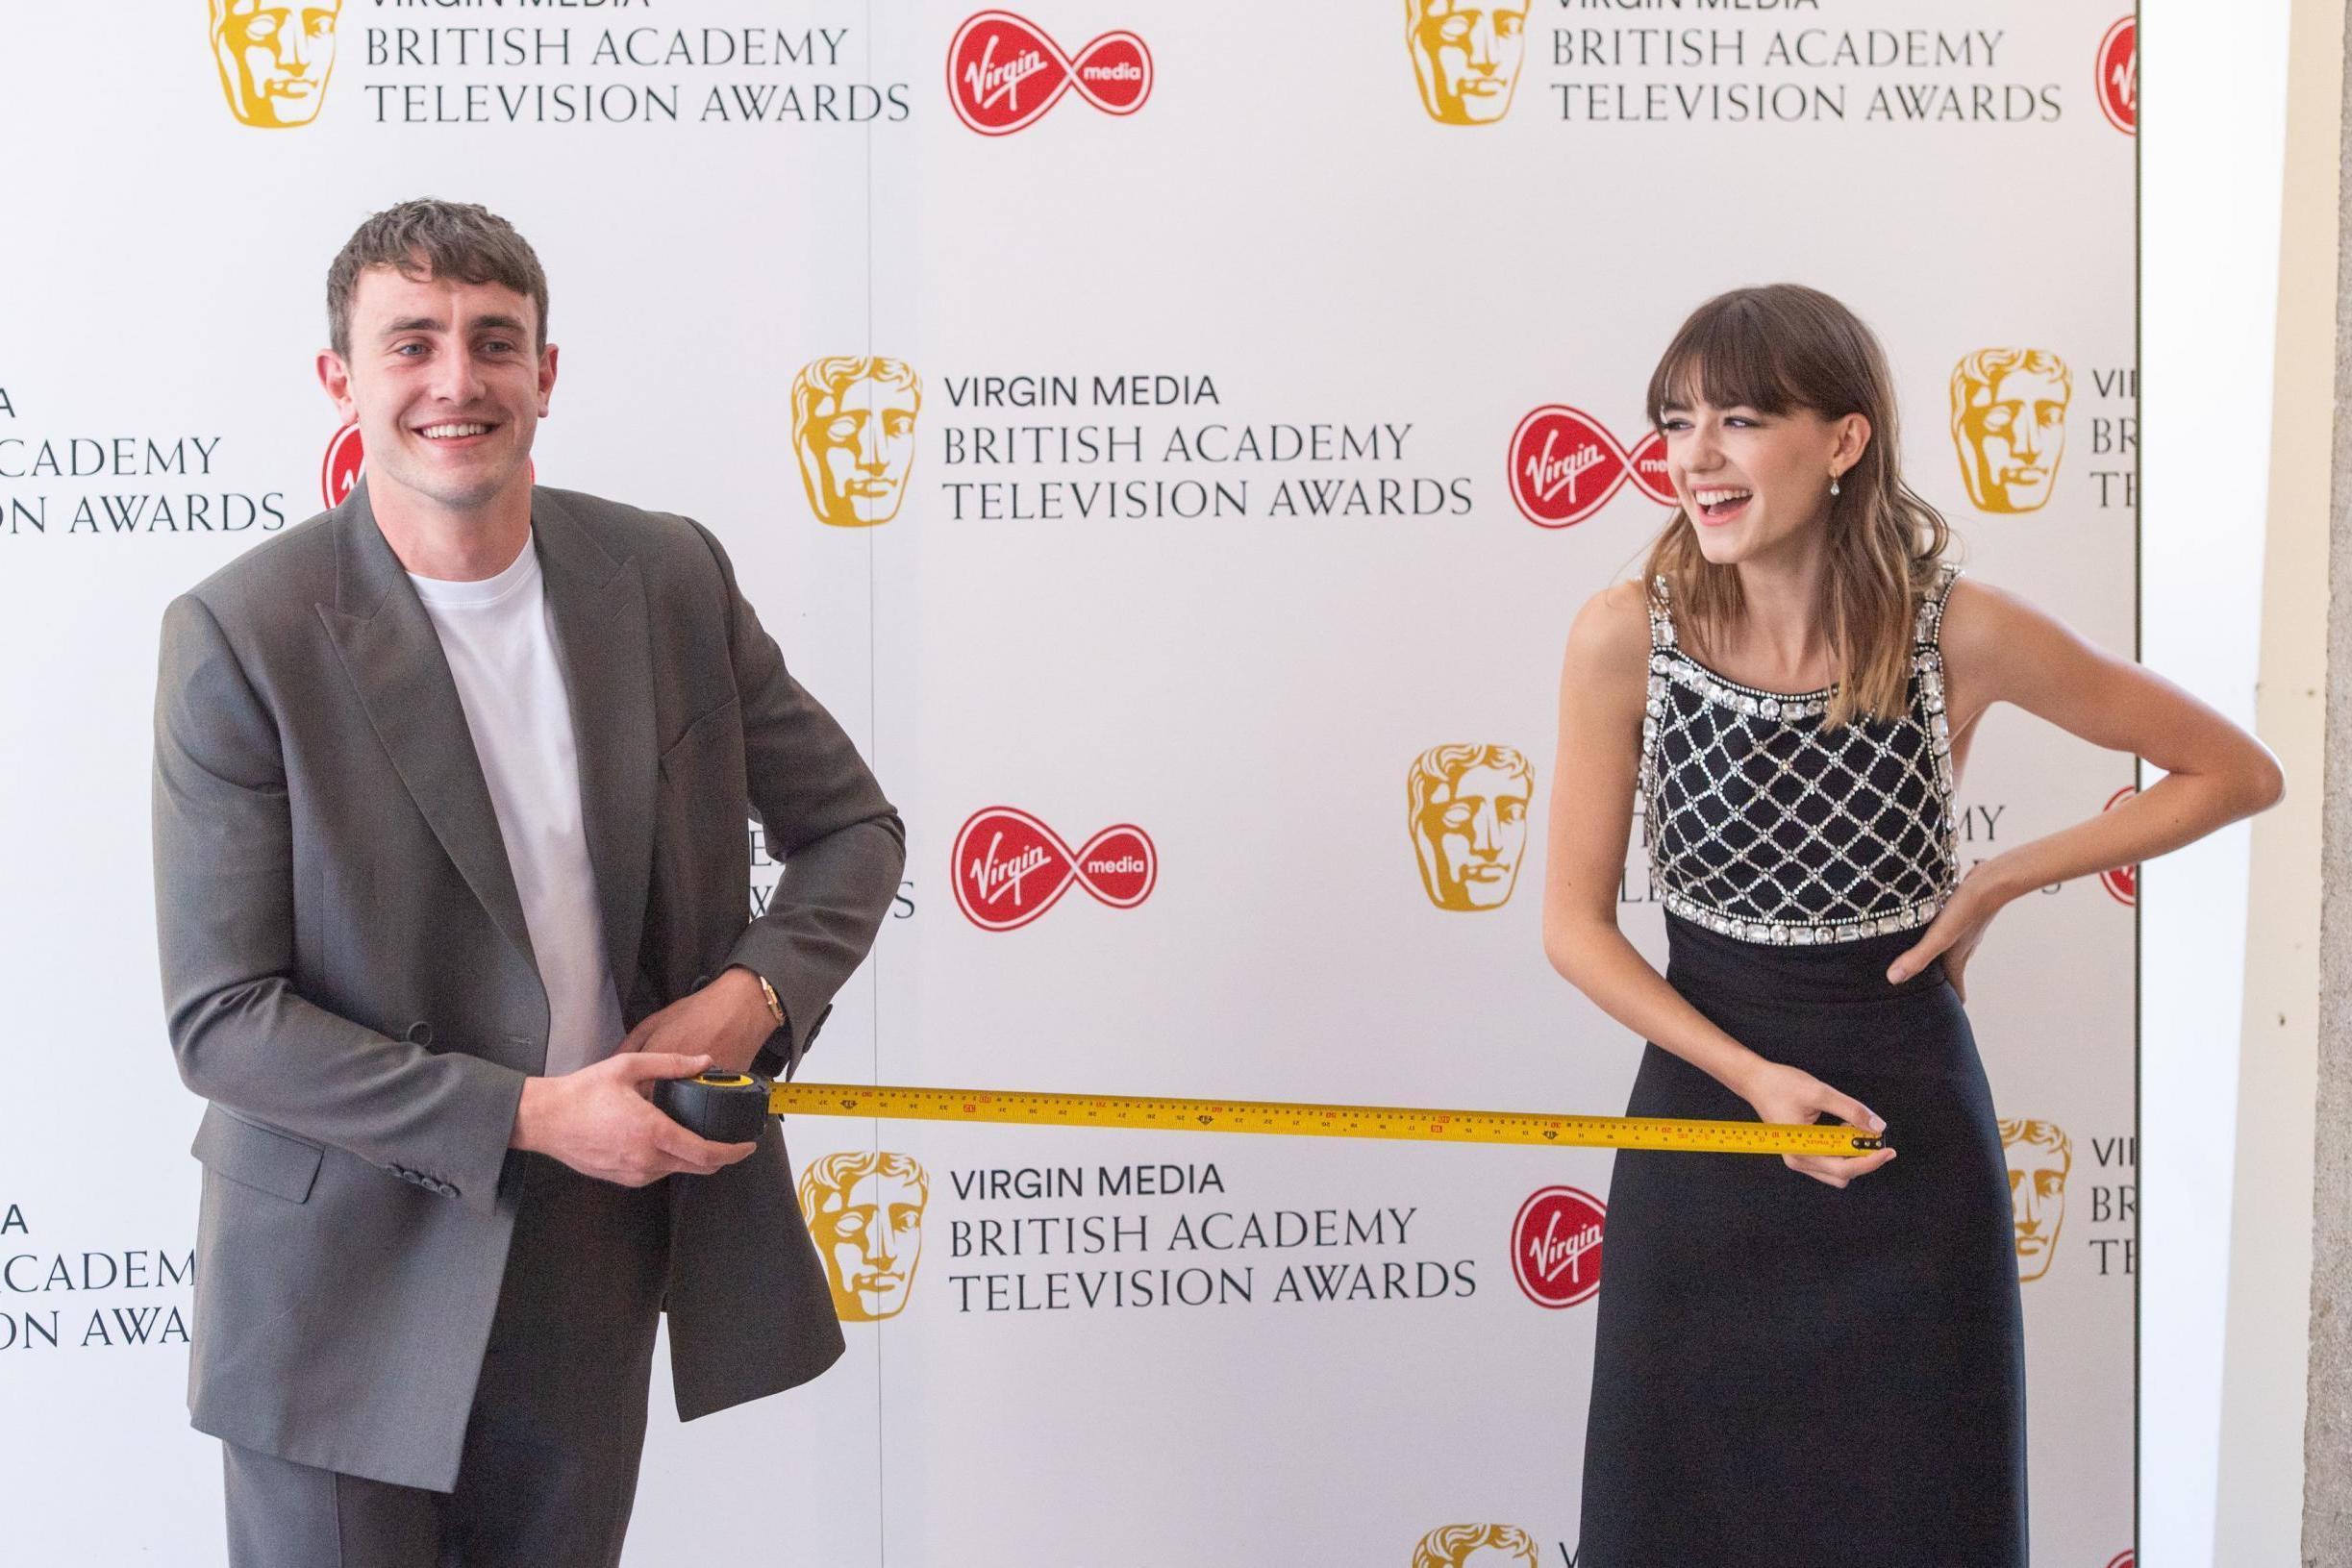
[{"x1": 326, "y1": 198, "x2": 549, "y2": 360}]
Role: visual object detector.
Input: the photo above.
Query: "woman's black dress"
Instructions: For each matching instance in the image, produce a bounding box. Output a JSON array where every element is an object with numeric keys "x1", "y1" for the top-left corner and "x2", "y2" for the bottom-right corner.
[{"x1": 1578, "y1": 565, "x2": 2026, "y2": 1566}]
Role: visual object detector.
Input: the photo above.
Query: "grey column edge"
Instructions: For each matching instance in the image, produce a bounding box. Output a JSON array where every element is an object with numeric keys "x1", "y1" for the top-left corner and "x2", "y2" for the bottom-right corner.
[{"x1": 2303, "y1": 2, "x2": 2352, "y2": 1556}]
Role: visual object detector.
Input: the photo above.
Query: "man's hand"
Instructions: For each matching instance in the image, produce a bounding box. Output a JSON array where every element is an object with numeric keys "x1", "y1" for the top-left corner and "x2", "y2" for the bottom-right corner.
[
  {"x1": 617, "y1": 966, "x2": 777, "y2": 1074},
  {"x1": 511, "y1": 1051, "x2": 757, "y2": 1186}
]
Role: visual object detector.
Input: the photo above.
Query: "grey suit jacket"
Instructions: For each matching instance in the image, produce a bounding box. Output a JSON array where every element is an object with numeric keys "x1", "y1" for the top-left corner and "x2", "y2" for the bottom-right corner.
[{"x1": 152, "y1": 481, "x2": 904, "y2": 1492}]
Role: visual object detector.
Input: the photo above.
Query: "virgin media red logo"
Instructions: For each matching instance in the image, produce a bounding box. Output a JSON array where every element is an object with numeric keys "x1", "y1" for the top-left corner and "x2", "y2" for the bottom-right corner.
[
  {"x1": 952, "y1": 807, "x2": 1157, "y2": 931},
  {"x1": 2096, "y1": 18, "x2": 2135, "y2": 136},
  {"x1": 2099, "y1": 785, "x2": 2138, "y2": 907},
  {"x1": 2105, "y1": 1554, "x2": 2135, "y2": 1568},
  {"x1": 1512, "y1": 1185, "x2": 1605, "y2": 1308},
  {"x1": 947, "y1": 11, "x2": 1152, "y2": 136},
  {"x1": 322, "y1": 422, "x2": 364, "y2": 509},
  {"x1": 1508, "y1": 407, "x2": 1672, "y2": 529}
]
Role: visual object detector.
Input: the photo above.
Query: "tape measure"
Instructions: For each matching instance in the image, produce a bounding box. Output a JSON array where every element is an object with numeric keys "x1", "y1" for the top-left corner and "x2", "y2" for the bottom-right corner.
[{"x1": 651, "y1": 1074, "x2": 1885, "y2": 1158}]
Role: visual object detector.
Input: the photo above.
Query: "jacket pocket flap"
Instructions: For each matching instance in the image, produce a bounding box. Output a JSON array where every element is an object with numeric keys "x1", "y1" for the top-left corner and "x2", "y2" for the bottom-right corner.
[
  {"x1": 190, "y1": 1108, "x2": 325, "y2": 1204},
  {"x1": 659, "y1": 695, "x2": 741, "y2": 770}
]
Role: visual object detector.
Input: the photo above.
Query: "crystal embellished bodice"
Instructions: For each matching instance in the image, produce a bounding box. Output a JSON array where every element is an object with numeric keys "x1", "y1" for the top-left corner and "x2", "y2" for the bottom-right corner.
[{"x1": 1639, "y1": 564, "x2": 1962, "y2": 945}]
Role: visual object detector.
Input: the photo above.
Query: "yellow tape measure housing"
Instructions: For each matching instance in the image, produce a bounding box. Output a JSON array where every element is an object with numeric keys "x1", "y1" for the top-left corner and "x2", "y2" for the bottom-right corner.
[{"x1": 771, "y1": 1083, "x2": 1883, "y2": 1158}]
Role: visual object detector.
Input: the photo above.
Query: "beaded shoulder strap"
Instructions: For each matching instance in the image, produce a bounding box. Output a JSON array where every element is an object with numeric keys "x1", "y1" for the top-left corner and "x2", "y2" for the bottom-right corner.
[
  {"x1": 1645, "y1": 574, "x2": 1678, "y2": 652},
  {"x1": 1914, "y1": 561, "x2": 1963, "y2": 651}
]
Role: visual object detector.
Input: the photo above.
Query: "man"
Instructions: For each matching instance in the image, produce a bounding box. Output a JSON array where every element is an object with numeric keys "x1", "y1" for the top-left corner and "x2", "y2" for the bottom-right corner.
[
  {"x1": 797, "y1": 1148, "x2": 930, "y2": 1322},
  {"x1": 211, "y1": 0, "x2": 344, "y2": 129},
  {"x1": 791, "y1": 355, "x2": 922, "y2": 528},
  {"x1": 1407, "y1": 743, "x2": 1534, "y2": 911},
  {"x1": 1949, "y1": 346, "x2": 2072, "y2": 513},
  {"x1": 152, "y1": 198, "x2": 905, "y2": 1565}
]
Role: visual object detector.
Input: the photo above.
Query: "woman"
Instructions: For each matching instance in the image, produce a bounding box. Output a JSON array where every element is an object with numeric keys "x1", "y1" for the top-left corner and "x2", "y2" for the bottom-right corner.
[{"x1": 1541, "y1": 285, "x2": 2279, "y2": 1564}]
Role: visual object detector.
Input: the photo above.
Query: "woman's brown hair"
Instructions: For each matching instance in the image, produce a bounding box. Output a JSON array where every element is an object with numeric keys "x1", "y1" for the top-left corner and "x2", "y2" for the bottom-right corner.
[{"x1": 1640, "y1": 284, "x2": 1954, "y2": 728}]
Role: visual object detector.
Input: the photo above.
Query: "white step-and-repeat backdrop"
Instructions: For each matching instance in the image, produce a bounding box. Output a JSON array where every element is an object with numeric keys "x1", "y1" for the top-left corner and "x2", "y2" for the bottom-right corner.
[{"x1": 0, "y1": 4, "x2": 2138, "y2": 1563}]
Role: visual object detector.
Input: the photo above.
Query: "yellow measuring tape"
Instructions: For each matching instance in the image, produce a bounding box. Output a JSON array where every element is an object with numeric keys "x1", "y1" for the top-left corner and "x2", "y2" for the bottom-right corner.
[{"x1": 757, "y1": 1081, "x2": 1884, "y2": 1158}]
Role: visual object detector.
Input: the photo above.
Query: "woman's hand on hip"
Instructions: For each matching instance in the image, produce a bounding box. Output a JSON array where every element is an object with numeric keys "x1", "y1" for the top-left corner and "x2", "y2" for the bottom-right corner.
[{"x1": 1886, "y1": 866, "x2": 2013, "y2": 1001}]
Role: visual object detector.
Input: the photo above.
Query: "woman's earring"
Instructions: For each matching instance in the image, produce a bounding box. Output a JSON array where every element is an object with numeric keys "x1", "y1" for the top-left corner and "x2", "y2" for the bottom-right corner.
[{"x1": 1829, "y1": 473, "x2": 1841, "y2": 497}]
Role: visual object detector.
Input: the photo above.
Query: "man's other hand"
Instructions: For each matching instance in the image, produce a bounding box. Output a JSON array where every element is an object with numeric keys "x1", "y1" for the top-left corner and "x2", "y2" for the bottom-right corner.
[
  {"x1": 616, "y1": 967, "x2": 776, "y2": 1074},
  {"x1": 511, "y1": 1051, "x2": 757, "y2": 1185}
]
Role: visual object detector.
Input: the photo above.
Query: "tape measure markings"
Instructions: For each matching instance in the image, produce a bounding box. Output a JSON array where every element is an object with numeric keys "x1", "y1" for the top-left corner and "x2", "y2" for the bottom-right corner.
[{"x1": 768, "y1": 1083, "x2": 1882, "y2": 1158}]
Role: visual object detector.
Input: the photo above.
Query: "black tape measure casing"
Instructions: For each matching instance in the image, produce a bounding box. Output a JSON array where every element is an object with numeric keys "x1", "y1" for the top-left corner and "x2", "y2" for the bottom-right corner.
[{"x1": 651, "y1": 1071, "x2": 771, "y2": 1144}]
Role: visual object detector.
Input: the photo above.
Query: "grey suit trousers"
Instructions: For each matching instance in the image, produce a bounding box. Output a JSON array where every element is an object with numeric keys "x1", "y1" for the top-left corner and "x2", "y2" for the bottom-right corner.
[{"x1": 223, "y1": 1156, "x2": 669, "y2": 1568}]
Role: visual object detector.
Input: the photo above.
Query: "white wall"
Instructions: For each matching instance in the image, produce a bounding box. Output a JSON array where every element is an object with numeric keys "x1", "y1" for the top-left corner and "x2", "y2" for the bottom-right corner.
[{"x1": 2139, "y1": 1, "x2": 2296, "y2": 1560}]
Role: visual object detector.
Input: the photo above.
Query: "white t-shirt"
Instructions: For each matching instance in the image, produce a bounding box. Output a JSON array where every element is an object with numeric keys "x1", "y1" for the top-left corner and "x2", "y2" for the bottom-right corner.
[{"x1": 411, "y1": 534, "x2": 624, "y2": 1076}]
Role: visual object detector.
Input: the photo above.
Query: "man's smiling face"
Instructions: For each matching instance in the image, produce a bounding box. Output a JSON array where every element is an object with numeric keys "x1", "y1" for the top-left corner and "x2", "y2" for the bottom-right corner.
[{"x1": 320, "y1": 261, "x2": 554, "y2": 515}]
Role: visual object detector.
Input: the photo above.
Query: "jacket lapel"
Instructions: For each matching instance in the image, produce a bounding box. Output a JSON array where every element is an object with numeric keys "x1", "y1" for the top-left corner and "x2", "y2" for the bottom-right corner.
[
  {"x1": 532, "y1": 490, "x2": 658, "y2": 1008},
  {"x1": 315, "y1": 481, "x2": 538, "y2": 977}
]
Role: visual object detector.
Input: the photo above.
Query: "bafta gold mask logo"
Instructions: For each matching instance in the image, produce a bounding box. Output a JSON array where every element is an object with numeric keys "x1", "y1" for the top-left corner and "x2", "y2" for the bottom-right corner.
[
  {"x1": 2000, "y1": 1119, "x2": 2071, "y2": 1282},
  {"x1": 1950, "y1": 348, "x2": 2072, "y2": 513},
  {"x1": 1410, "y1": 744, "x2": 1534, "y2": 911},
  {"x1": 798, "y1": 1150, "x2": 930, "y2": 1322},
  {"x1": 211, "y1": 0, "x2": 343, "y2": 129},
  {"x1": 1407, "y1": 0, "x2": 1531, "y2": 125},
  {"x1": 792, "y1": 357, "x2": 922, "y2": 528},
  {"x1": 1413, "y1": 1525, "x2": 1540, "y2": 1568}
]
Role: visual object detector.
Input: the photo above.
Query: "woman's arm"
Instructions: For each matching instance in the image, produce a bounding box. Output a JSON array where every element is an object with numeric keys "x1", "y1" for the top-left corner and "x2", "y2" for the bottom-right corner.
[
  {"x1": 1889, "y1": 575, "x2": 2286, "y2": 992},
  {"x1": 1541, "y1": 583, "x2": 1896, "y2": 1188}
]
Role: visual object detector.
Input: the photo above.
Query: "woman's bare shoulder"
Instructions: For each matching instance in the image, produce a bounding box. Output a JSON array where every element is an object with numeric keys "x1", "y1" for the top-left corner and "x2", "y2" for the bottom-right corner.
[
  {"x1": 1936, "y1": 571, "x2": 2115, "y2": 725},
  {"x1": 1562, "y1": 578, "x2": 1655, "y2": 686},
  {"x1": 1939, "y1": 571, "x2": 2070, "y2": 666}
]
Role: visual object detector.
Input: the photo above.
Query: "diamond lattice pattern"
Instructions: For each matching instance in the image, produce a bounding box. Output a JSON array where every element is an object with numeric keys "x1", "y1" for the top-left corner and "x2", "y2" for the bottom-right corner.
[{"x1": 1643, "y1": 665, "x2": 1955, "y2": 932}]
